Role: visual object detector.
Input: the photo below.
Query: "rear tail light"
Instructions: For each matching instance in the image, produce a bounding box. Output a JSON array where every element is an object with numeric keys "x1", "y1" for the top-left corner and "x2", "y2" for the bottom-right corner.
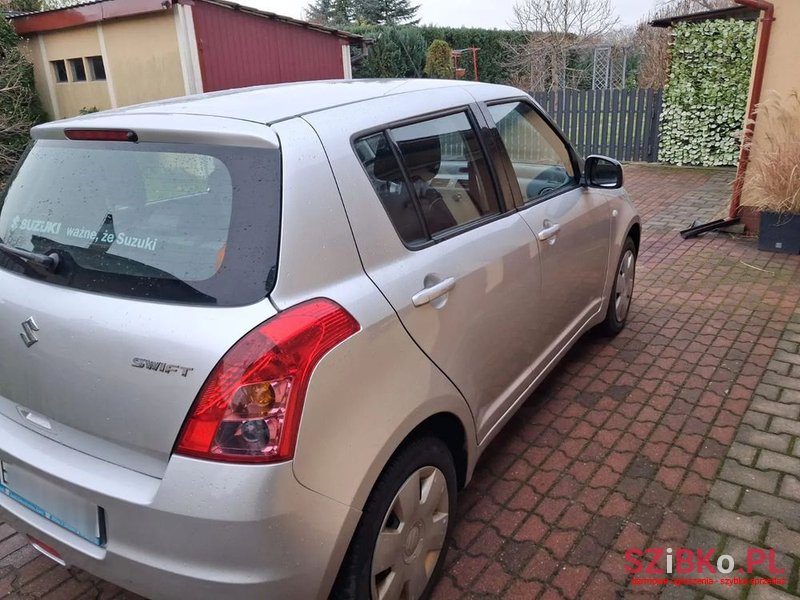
[{"x1": 175, "y1": 299, "x2": 359, "y2": 464}]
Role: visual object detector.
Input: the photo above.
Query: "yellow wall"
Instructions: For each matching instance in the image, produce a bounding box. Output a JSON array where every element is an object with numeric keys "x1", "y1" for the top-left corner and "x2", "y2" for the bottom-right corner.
[
  {"x1": 27, "y1": 11, "x2": 186, "y2": 120},
  {"x1": 102, "y1": 13, "x2": 186, "y2": 107},
  {"x1": 740, "y1": 0, "x2": 800, "y2": 207}
]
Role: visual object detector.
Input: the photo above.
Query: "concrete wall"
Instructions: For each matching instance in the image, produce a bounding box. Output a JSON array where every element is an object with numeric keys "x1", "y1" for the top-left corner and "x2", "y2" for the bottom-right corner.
[
  {"x1": 25, "y1": 10, "x2": 189, "y2": 120},
  {"x1": 740, "y1": 0, "x2": 800, "y2": 209}
]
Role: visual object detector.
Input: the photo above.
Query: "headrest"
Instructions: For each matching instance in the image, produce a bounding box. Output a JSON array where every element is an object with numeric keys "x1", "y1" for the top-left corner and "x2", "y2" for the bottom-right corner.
[
  {"x1": 373, "y1": 135, "x2": 442, "y2": 184},
  {"x1": 373, "y1": 137, "x2": 404, "y2": 183},
  {"x1": 398, "y1": 136, "x2": 441, "y2": 183}
]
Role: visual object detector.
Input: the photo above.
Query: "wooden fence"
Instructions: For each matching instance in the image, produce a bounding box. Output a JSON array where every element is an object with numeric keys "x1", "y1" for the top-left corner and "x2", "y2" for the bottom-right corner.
[{"x1": 531, "y1": 89, "x2": 664, "y2": 163}]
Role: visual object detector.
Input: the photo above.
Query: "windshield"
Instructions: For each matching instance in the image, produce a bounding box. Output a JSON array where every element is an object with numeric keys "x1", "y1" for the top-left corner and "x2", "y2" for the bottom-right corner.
[{"x1": 0, "y1": 139, "x2": 281, "y2": 306}]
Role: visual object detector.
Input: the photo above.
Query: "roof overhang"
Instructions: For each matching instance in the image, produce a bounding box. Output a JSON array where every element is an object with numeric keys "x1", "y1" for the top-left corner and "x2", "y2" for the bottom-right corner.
[
  {"x1": 10, "y1": 0, "x2": 366, "y2": 44},
  {"x1": 10, "y1": 0, "x2": 180, "y2": 35},
  {"x1": 650, "y1": 5, "x2": 759, "y2": 28}
]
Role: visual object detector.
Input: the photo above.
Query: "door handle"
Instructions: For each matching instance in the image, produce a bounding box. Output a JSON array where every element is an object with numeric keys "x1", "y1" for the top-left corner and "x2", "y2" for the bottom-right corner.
[
  {"x1": 412, "y1": 277, "x2": 456, "y2": 307},
  {"x1": 537, "y1": 223, "x2": 561, "y2": 242}
]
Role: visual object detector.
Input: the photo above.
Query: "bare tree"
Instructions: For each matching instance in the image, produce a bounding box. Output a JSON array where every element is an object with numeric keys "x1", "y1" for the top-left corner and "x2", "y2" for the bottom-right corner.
[
  {"x1": 505, "y1": 0, "x2": 620, "y2": 91},
  {"x1": 0, "y1": 18, "x2": 43, "y2": 180},
  {"x1": 633, "y1": 0, "x2": 735, "y2": 89}
]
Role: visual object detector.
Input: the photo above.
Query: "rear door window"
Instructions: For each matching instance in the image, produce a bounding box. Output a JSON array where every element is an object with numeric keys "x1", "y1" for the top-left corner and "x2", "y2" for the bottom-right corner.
[
  {"x1": 0, "y1": 140, "x2": 281, "y2": 306},
  {"x1": 354, "y1": 111, "x2": 502, "y2": 246}
]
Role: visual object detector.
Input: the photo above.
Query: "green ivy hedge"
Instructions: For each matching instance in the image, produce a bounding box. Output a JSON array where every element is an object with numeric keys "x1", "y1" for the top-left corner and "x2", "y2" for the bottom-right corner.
[{"x1": 659, "y1": 20, "x2": 756, "y2": 167}]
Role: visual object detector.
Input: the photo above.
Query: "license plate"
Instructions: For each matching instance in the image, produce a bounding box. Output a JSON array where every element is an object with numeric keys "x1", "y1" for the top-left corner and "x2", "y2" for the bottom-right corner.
[{"x1": 0, "y1": 460, "x2": 105, "y2": 546}]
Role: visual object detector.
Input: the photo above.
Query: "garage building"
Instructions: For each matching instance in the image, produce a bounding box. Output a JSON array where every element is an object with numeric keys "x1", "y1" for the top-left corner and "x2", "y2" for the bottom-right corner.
[{"x1": 10, "y1": 0, "x2": 366, "y2": 119}]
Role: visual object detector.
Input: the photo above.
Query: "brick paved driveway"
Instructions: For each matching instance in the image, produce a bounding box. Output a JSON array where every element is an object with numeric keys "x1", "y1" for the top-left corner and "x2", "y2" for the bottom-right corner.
[{"x1": 2, "y1": 165, "x2": 800, "y2": 600}]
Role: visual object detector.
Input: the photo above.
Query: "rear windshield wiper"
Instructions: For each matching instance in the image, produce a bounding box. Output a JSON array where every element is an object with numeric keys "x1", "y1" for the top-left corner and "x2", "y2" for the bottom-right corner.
[{"x1": 0, "y1": 240, "x2": 59, "y2": 272}]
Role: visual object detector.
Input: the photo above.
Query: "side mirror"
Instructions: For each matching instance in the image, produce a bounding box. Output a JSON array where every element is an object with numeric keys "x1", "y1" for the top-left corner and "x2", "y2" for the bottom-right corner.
[{"x1": 584, "y1": 155, "x2": 624, "y2": 189}]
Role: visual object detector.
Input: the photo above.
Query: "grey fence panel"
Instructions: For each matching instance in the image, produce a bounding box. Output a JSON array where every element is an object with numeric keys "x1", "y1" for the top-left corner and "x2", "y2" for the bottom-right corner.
[
  {"x1": 608, "y1": 89, "x2": 619, "y2": 159},
  {"x1": 576, "y1": 90, "x2": 586, "y2": 155},
  {"x1": 508, "y1": 89, "x2": 663, "y2": 163},
  {"x1": 624, "y1": 90, "x2": 638, "y2": 161},
  {"x1": 643, "y1": 89, "x2": 663, "y2": 162},
  {"x1": 592, "y1": 90, "x2": 603, "y2": 158}
]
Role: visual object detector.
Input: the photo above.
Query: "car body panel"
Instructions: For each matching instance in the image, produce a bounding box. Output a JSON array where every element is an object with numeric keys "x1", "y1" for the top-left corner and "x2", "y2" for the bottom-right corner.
[
  {"x1": 268, "y1": 117, "x2": 478, "y2": 510},
  {"x1": 0, "y1": 268, "x2": 278, "y2": 478},
  {"x1": 0, "y1": 411, "x2": 358, "y2": 600},
  {"x1": 304, "y1": 92, "x2": 563, "y2": 446},
  {"x1": 516, "y1": 187, "x2": 611, "y2": 343}
]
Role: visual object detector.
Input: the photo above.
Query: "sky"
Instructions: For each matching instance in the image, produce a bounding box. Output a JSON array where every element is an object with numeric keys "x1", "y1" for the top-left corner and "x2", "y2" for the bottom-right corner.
[{"x1": 240, "y1": 0, "x2": 663, "y2": 28}]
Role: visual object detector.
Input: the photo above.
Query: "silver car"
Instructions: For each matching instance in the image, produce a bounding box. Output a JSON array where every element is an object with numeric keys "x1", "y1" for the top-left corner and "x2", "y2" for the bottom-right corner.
[{"x1": 0, "y1": 80, "x2": 639, "y2": 600}]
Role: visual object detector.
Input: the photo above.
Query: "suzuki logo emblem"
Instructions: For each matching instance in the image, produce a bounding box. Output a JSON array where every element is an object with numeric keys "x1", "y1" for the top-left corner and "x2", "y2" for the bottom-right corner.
[{"x1": 20, "y1": 317, "x2": 39, "y2": 348}]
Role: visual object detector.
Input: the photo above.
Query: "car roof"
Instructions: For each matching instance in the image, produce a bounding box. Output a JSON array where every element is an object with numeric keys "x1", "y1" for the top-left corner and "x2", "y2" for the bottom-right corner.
[{"x1": 42, "y1": 79, "x2": 522, "y2": 128}]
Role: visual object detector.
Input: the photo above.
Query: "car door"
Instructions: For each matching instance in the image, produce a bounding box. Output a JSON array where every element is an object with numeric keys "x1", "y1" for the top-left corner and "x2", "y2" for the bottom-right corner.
[
  {"x1": 305, "y1": 94, "x2": 548, "y2": 440},
  {"x1": 484, "y1": 99, "x2": 612, "y2": 349}
]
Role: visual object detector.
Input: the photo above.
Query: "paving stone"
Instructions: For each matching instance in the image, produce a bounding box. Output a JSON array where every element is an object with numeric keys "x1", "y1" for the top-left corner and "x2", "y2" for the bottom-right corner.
[
  {"x1": 769, "y1": 416, "x2": 800, "y2": 437},
  {"x1": 762, "y1": 372, "x2": 800, "y2": 392},
  {"x1": 718, "y1": 459, "x2": 780, "y2": 493},
  {"x1": 695, "y1": 578, "x2": 744, "y2": 600},
  {"x1": 778, "y1": 475, "x2": 800, "y2": 502},
  {"x1": 740, "y1": 489, "x2": 800, "y2": 530},
  {"x1": 684, "y1": 525, "x2": 723, "y2": 552},
  {"x1": 765, "y1": 521, "x2": 800, "y2": 559},
  {"x1": 755, "y1": 450, "x2": 800, "y2": 475},
  {"x1": 722, "y1": 537, "x2": 794, "y2": 581},
  {"x1": 699, "y1": 501, "x2": 765, "y2": 541},
  {"x1": 742, "y1": 411, "x2": 771, "y2": 430},
  {"x1": 755, "y1": 383, "x2": 782, "y2": 402},
  {"x1": 767, "y1": 360, "x2": 792, "y2": 376},
  {"x1": 749, "y1": 397, "x2": 800, "y2": 419},
  {"x1": 781, "y1": 388, "x2": 800, "y2": 404},
  {"x1": 772, "y1": 349, "x2": 800, "y2": 366},
  {"x1": 727, "y1": 442, "x2": 758, "y2": 466},
  {"x1": 734, "y1": 426, "x2": 791, "y2": 454},
  {"x1": 749, "y1": 585, "x2": 798, "y2": 600},
  {"x1": 709, "y1": 480, "x2": 742, "y2": 510},
  {"x1": 659, "y1": 585, "x2": 696, "y2": 600}
]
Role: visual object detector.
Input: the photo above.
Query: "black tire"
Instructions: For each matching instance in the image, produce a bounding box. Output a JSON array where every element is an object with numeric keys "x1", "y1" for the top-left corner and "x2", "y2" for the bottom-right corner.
[
  {"x1": 331, "y1": 437, "x2": 457, "y2": 600},
  {"x1": 599, "y1": 236, "x2": 637, "y2": 336}
]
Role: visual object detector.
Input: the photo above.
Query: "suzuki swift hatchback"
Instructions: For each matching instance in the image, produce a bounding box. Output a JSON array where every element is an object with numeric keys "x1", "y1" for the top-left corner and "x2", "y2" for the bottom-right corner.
[{"x1": 0, "y1": 80, "x2": 639, "y2": 600}]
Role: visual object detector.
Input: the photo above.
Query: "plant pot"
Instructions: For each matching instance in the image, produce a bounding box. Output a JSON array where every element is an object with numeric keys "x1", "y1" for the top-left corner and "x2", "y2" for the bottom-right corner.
[{"x1": 758, "y1": 211, "x2": 800, "y2": 254}]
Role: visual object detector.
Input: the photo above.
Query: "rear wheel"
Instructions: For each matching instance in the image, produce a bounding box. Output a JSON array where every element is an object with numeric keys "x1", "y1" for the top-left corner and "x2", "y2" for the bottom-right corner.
[
  {"x1": 600, "y1": 237, "x2": 637, "y2": 336},
  {"x1": 332, "y1": 437, "x2": 457, "y2": 600}
]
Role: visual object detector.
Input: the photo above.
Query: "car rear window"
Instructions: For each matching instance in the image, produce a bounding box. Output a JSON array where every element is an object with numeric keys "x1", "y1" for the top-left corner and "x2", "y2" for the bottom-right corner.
[{"x1": 0, "y1": 139, "x2": 281, "y2": 306}]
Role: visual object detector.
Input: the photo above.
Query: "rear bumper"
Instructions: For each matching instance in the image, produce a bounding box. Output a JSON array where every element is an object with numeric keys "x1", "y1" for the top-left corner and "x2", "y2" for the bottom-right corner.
[{"x1": 0, "y1": 413, "x2": 360, "y2": 600}]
